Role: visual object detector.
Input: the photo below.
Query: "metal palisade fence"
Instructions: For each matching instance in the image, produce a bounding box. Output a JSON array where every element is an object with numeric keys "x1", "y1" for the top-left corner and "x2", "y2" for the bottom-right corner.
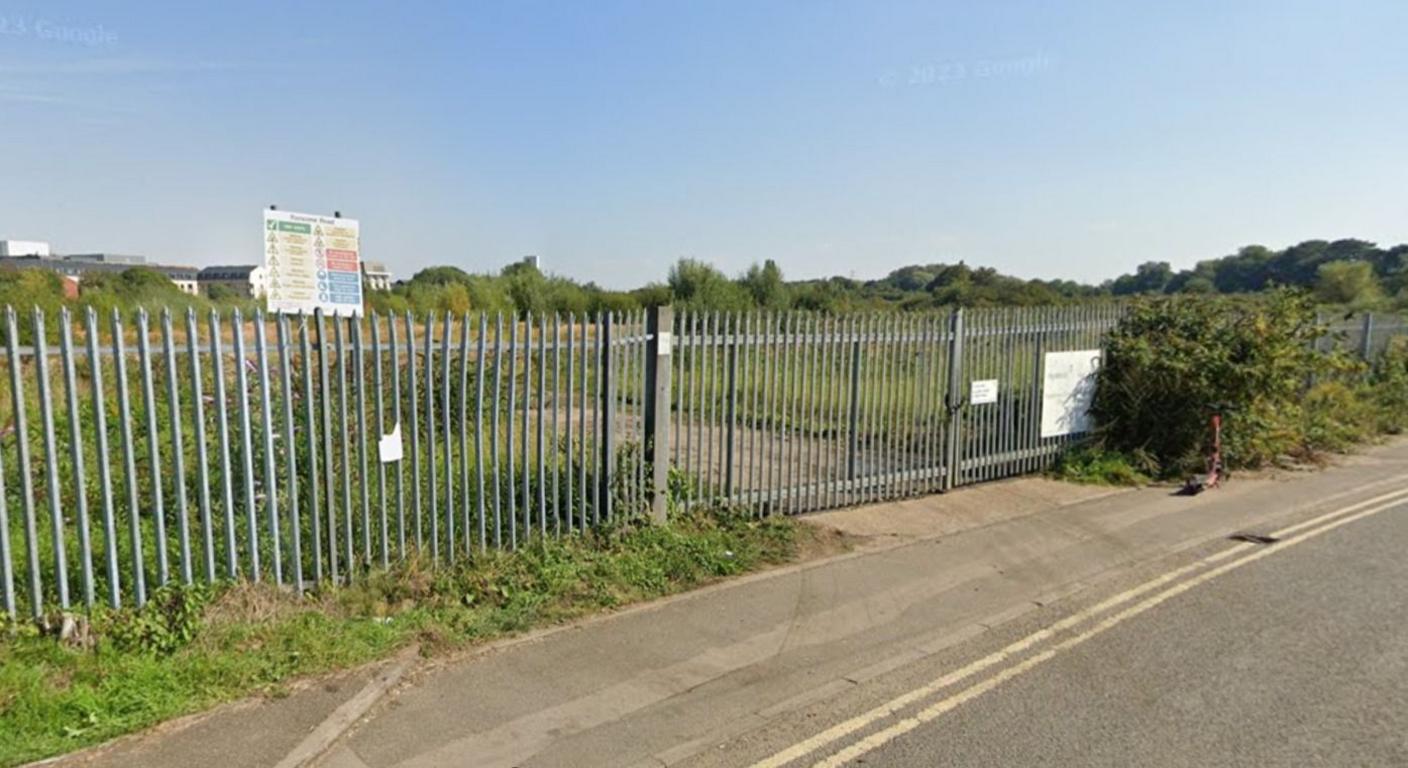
[
  {"x1": 3, "y1": 303, "x2": 1404, "y2": 617},
  {"x1": 0, "y1": 307, "x2": 655, "y2": 617},
  {"x1": 668, "y1": 305, "x2": 1125, "y2": 515}
]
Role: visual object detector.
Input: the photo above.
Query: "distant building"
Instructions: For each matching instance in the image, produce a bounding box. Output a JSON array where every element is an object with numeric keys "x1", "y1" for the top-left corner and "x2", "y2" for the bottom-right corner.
[
  {"x1": 164, "y1": 266, "x2": 200, "y2": 295},
  {"x1": 64, "y1": 252, "x2": 148, "y2": 266},
  {"x1": 198, "y1": 265, "x2": 266, "y2": 298},
  {"x1": 522, "y1": 254, "x2": 540, "y2": 270},
  {"x1": 361, "y1": 261, "x2": 392, "y2": 292},
  {"x1": 0, "y1": 240, "x2": 51, "y2": 257}
]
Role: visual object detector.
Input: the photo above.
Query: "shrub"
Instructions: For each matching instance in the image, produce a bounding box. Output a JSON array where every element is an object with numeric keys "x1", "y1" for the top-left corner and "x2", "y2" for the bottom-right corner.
[
  {"x1": 1301, "y1": 381, "x2": 1378, "y2": 453},
  {"x1": 99, "y1": 583, "x2": 212, "y2": 655},
  {"x1": 1367, "y1": 336, "x2": 1408, "y2": 433},
  {"x1": 1091, "y1": 290, "x2": 1328, "y2": 475}
]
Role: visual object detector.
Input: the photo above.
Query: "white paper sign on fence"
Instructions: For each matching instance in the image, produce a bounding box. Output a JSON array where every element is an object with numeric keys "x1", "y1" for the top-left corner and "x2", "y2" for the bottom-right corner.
[
  {"x1": 378, "y1": 423, "x2": 404, "y2": 463},
  {"x1": 1040, "y1": 350, "x2": 1102, "y2": 437},
  {"x1": 970, "y1": 379, "x2": 999, "y2": 405}
]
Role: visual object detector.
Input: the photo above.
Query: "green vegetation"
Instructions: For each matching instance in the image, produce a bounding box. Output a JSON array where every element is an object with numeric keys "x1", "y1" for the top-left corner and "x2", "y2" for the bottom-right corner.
[
  {"x1": 373, "y1": 237, "x2": 1408, "y2": 316},
  {"x1": 1078, "y1": 290, "x2": 1408, "y2": 479},
  {"x1": 0, "y1": 266, "x2": 218, "y2": 318},
  {"x1": 0, "y1": 510, "x2": 835, "y2": 767},
  {"x1": 1108, "y1": 239, "x2": 1408, "y2": 308},
  {"x1": 1051, "y1": 445, "x2": 1152, "y2": 486},
  {"x1": 8, "y1": 237, "x2": 1408, "y2": 319}
]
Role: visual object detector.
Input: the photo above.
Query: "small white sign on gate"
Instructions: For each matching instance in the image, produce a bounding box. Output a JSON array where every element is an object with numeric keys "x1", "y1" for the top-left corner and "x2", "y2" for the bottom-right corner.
[{"x1": 970, "y1": 379, "x2": 999, "y2": 405}]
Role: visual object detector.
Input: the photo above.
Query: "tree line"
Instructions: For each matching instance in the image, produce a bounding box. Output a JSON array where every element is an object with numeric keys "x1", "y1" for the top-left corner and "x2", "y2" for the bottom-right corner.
[
  {"x1": 373, "y1": 238, "x2": 1408, "y2": 316},
  {"x1": 365, "y1": 256, "x2": 1102, "y2": 316},
  {"x1": 5, "y1": 237, "x2": 1405, "y2": 319},
  {"x1": 1108, "y1": 239, "x2": 1408, "y2": 310}
]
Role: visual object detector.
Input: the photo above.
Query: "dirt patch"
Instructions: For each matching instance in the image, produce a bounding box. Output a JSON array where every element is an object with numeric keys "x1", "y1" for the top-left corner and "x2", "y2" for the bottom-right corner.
[
  {"x1": 203, "y1": 582, "x2": 317, "y2": 627},
  {"x1": 792, "y1": 519, "x2": 865, "y2": 562}
]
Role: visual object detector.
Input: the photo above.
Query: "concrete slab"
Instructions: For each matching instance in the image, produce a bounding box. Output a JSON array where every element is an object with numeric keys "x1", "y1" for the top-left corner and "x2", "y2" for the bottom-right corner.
[{"x1": 802, "y1": 476, "x2": 1128, "y2": 541}]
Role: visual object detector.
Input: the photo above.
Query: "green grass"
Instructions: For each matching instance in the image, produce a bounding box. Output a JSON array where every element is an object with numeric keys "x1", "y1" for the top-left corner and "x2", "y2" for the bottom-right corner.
[
  {"x1": 1050, "y1": 445, "x2": 1152, "y2": 486},
  {"x1": 0, "y1": 510, "x2": 838, "y2": 767}
]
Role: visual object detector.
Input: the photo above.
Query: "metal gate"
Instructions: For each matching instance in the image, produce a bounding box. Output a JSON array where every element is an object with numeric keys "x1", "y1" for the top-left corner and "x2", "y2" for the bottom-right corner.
[{"x1": 668, "y1": 305, "x2": 1124, "y2": 513}]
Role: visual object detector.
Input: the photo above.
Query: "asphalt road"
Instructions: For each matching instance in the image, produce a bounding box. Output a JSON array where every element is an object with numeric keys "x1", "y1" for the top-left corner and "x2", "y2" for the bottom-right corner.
[{"x1": 699, "y1": 496, "x2": 1408, "y2": 768}]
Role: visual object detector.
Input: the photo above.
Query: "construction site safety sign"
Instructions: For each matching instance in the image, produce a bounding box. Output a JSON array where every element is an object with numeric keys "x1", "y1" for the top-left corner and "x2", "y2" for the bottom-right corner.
[{"x1": 264, "y1": 209, "x2": 363, "y2": 316}]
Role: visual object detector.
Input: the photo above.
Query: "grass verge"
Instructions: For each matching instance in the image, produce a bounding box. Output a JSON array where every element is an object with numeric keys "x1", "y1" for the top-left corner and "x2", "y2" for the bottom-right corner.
[{"x1": 0, "y1": 510, "x2": 846, "y2": 767}]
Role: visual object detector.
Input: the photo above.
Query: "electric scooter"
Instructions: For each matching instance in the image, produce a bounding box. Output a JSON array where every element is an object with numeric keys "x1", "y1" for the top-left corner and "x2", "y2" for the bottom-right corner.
[{"x1": 1180, "y1": 412, "x2": 1223, "y2": 495}]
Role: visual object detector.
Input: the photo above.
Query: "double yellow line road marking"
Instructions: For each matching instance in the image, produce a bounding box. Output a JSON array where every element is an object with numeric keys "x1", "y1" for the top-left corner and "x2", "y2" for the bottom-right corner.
[{"x1": 750, "y1": 485, "x2": 1408, "y2": 768}]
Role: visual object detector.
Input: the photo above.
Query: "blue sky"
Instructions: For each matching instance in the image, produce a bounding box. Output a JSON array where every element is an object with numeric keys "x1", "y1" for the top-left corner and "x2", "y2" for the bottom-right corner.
[{"x1": 2, "y1": 1, "x2": 1405, "y2": 288}]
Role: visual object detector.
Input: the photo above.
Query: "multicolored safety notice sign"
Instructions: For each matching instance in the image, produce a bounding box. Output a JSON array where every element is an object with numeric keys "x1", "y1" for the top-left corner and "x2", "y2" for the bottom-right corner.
[{"x1": 263, "y1": 209, "x2": 363, "y2": 316}]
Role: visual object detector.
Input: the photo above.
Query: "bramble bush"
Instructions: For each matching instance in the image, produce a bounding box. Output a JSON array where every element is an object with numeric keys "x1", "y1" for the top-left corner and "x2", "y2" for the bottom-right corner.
[
  {"x1": 1367, "y1": 336, "x2": 1408, "y2": 434},
  {"x1": 100, "y1": 582, "x2": 212, "y2": 656},
  {"x1": 1085, "y1": 290, "x2": 1401, "y2": 478}
]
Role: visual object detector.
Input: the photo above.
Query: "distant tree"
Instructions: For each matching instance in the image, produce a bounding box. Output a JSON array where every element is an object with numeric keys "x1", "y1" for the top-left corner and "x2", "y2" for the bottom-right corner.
[
  {"x1": 667, "y1": 258, "x2": 750, "y2": 311},
  {"x1": 631, "y1": 283, "x2": 673, "y2": 308},
  {"x1": 924, "y1": 263, "x2": 974, "y2": 306},
  {"x1": 1315, "y1": 261, "x2": 1383, "y2": 309},
  {"x1": 1179, "y1": 275, "x2": 1217, "y2": 294},
  {"x1": 463, "y1": 275, "x2": 511, "y2": 313},
  {"x1": 205, "y1": 284, "x2": 239, "y2": 302},
  {"x1": 439, "y1": 284, "x2": 473, "y2": 315},
  {"x1": 739, "y1": 260, "x2": 789, "y2": 309},
  {"x1": 502, "y1": 261, "x2": 549, "y2": 316},
  {"x1": 544, "y1": 277, "x2": 595, "y2": 315},
  {"x1": 365, "y1": 289, "x2": 411, "y2": 315},
  {"x1": 409, "y1": 266, "x2": 475, "y2": 286},
  {"x1": 1381, "y1": 246, "x2": 1408, "y2": 298},
  {"x1": 1263, "y1": 241, "x2": 1327, "y2": 286},
  {"x1": 590, "y1": 290, "x2": 642, "y2": 314},
  {"x1": 1212, "y1": 245, "x2": 1275, "y2": 292},
  {"x1": 1110, "y1": 261, "x2": 1173, "y2": 296},
  {"x1": 882, "y1": 265, "x2": 939, "y2": 292},
  {"x1": 120, "y1": 266, "x2": 179, "y2": 291},
  {"x1": 790, "y1": 280, "x2": 848, "y2": 313}
]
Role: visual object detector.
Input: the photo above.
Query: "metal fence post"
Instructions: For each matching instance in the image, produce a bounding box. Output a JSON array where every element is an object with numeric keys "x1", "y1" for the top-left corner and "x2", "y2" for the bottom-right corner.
[
  {"x1": 7, "y1": 308, "x2": 42, "y2": 615},
  {"x1": 1361, "y1": 312, "x2": 1374, "y2": 361},
  {"x1": 644, "y1": 306, "x2": 673, "y2": 523},
  {"x1": 942, "y1": 308, "x2": 965, "y2": 491},
  {"x1": 1308, "y1": 308, "x2": 1324, "y2": 390},
  {"x1": 33, "y1": 309, "x2": 69, "y2": 610},
  {"x1": 846, "y1": 326, "x2": 861, "y2": 485},
  {"x1": 724, "y1": 317, "x2": 738, "y2": 499},
  {"x1": 598, "y1": 313, "x2": 615, "y2": 520}
]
